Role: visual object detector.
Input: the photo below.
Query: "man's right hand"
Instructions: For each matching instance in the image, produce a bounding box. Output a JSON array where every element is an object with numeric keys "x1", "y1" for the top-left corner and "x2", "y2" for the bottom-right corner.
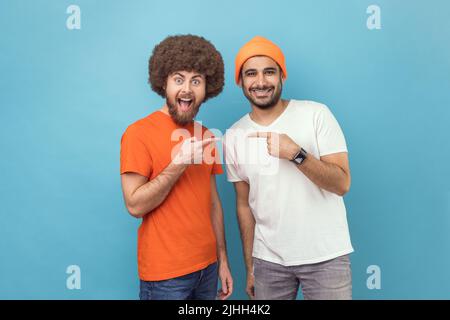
[
  {"x1": 246, "y1": 272, "x2": 255, "y2": 299},
  {"x1": 172, "y1": 137, "x2": 218, "y2": 166}
]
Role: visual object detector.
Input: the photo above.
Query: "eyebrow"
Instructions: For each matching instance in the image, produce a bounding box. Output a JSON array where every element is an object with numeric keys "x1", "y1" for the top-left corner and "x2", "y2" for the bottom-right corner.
[{"x1": 172, "y1": 72, "x2": 204, "y2": 79}]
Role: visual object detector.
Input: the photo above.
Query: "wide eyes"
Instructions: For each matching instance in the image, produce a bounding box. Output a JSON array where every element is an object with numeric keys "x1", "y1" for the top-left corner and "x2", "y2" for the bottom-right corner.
[
  {"x1": 174, "y1": 77, "x2": 183, "y2": 85},
  {"x1": 173, "y1": 77, "x2": 202, "y2": 86}
]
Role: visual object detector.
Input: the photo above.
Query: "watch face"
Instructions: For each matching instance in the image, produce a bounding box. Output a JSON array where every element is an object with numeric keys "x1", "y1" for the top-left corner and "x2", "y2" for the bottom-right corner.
[
  {"x1": 294, "y1": 156, "x2": 304, "y2": 165},
  {"x1": 293, "y1": 149, "x2": 307, "y2": 165},
  {"x1": 292, "y1": 148, "x2": 307, "y2": 165}
]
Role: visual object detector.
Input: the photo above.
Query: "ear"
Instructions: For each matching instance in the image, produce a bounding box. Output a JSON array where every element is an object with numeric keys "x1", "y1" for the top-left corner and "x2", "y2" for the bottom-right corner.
[
  {"x1": 281, "y1": 72, "x2": 286, "y2": 85},
  {"x1": 238, "y1": 68, "x2": 244, "y2": 88},
  {"x1": 163, "y1": 75, "x2": 170, "y2": 90}
]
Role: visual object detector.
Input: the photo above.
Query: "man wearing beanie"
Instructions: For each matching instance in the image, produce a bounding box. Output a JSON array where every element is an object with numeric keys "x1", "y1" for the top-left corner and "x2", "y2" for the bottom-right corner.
[
  {"x1": 224, "y1": 36, "x2": 353, "y2": 300},
  {"x1": 120, "y1": 35, "x2": 233, "y2": 300}
]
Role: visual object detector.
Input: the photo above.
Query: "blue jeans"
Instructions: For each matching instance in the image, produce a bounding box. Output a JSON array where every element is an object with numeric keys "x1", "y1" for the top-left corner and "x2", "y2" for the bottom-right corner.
[{"x1": 139, "y1": 262, "x2": 218, "y2": 300}]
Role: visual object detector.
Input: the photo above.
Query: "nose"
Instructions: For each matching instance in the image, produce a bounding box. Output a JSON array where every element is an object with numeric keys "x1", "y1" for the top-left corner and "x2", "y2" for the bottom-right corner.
[
  {"x1": 255, "y1": 72, "x2": 266, "y2": 87},
  {"x1": 181, "y1": 80, "x2": 192, "y2": 94}
]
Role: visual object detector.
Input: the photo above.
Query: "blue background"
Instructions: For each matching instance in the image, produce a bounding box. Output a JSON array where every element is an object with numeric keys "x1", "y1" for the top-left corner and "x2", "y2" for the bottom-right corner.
[{"x1": 1, "y1": 0, "x2": 449, "y2": 299}]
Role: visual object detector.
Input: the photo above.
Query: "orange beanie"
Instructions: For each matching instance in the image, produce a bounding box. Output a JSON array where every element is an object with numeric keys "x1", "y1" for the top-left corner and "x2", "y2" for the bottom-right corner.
[{"x1": 235, "y1": 36, "x2": 287, "y2": 84}]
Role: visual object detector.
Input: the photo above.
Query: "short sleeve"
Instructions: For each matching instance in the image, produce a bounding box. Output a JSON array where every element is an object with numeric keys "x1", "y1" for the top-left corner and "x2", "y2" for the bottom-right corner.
[
  {"x1": 120, "y1": 127, "x2": 153, "y2": 178},
  {"x1": 223, "y1": 132, "x2": 244, "y2": 182},
  {"x1": 315, "y1": 104, "x2": 348, "y2": 156}
]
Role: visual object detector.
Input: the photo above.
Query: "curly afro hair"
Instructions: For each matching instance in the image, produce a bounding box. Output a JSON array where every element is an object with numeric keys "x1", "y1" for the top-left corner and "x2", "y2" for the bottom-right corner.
[{"x1": 148, "y1": 34, "x2": 225, "y2": 101}]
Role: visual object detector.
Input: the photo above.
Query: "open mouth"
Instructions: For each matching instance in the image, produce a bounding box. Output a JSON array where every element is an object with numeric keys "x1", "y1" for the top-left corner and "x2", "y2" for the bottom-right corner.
[
  {"x1": 177, "y1": 97, "x2": 193, "y2": 112},
  {"x1": 250, "y1": 87, "x2": 273, "y2": 99}
]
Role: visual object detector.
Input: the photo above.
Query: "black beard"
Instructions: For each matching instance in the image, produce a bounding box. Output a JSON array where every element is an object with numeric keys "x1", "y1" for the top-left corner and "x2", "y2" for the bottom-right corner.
[
  {"x1": 242, "y1": 81, "x2": 283, "y2": 110},
  {"x1": 166, "y1": 97, "x2": 201, "y2": 126}
]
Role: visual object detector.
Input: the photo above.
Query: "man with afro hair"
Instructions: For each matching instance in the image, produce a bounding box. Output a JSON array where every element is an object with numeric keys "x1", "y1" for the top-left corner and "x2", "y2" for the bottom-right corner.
[{"x1": 120, "y1": 35, "x2": 233, "y2": 300}]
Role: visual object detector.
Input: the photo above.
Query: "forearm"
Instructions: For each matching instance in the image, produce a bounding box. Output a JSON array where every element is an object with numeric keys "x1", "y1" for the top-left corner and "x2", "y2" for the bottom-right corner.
[
  {"x1": 210, "y1": 201, "x2": 229, "y2": 266},
  {"x1": 296, "y1": 153, "x2": 349, "y2": 196},
  {"x1": 236, "y1": 205, "x2": 255, "y2": 274},
  {"x1": 129, "y1": 162, "x2": 186, "y2": 218}
]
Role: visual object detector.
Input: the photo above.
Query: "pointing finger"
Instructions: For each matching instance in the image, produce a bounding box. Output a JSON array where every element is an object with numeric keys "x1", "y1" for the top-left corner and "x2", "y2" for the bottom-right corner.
[{"x1": 200, "y1": 137, "x2": 221, "y2": 146}]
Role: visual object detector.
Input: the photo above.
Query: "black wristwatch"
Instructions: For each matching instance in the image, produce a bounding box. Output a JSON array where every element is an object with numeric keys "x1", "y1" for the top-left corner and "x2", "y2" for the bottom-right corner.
[{"x1": 291, "y1": 147, "x2": 308, "y2": 165}]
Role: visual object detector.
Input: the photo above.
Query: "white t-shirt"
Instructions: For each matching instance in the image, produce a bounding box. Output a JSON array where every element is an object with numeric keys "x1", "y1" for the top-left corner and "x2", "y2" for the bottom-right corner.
[{"x1": 224, "y1": 100, "x2": 354, "y2": 266}]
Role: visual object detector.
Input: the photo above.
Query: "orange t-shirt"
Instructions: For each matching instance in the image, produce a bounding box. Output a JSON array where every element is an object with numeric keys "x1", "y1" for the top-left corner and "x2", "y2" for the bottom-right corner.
[{"x1": 120, "y1": 111, "x2": 223, "y2": 281}]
